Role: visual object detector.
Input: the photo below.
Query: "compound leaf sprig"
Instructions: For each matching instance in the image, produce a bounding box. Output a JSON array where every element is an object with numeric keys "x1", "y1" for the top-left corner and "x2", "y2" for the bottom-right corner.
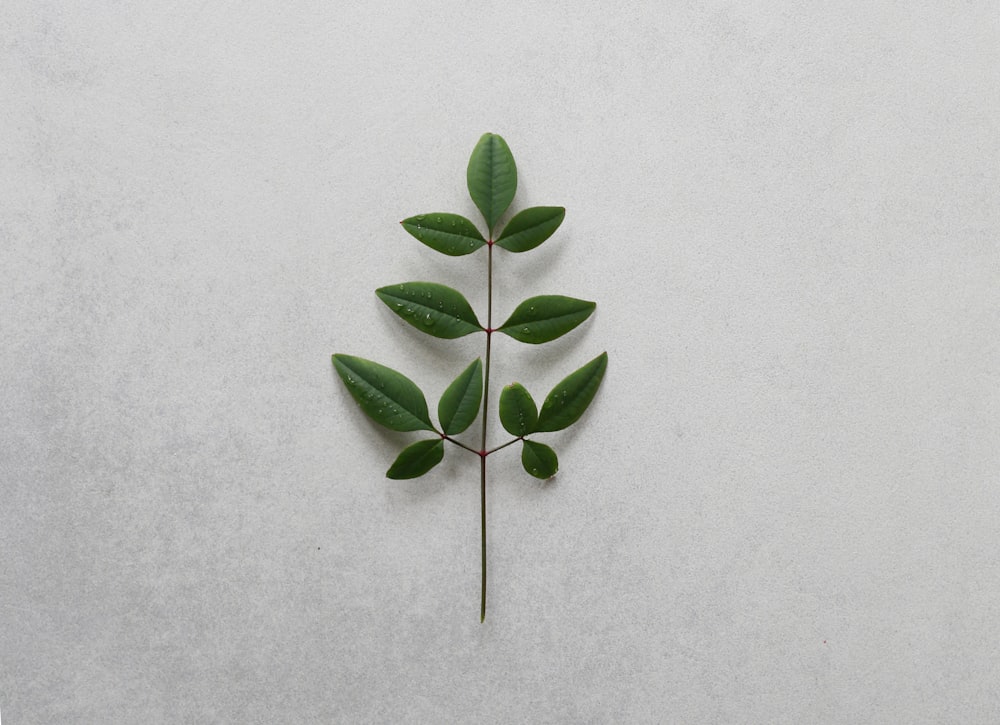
[{"x1": 332, "y1": 133, "x2": 607, "y2": 621}]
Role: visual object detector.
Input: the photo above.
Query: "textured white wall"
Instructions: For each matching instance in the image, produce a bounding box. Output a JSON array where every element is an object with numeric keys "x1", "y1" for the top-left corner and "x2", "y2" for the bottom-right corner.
[{"x1": 2, "y1": 1, "x2": 998, "y2": 722}]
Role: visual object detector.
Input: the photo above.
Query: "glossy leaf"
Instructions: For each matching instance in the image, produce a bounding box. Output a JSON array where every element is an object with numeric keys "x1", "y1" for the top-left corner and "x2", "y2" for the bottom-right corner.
[
  {"x1": 521, "y1": 440, "x2": 558, "y2": 479},
  {"x1": 495, "y1": 206, "x2": 565, "y2": 253},
  {"x1": 376, "y1": 282, "x2": 483, "y2": 339},
  {"x1": 386, "y1": 439, "x2": 445, "y2": 479},
  {"x1": 535, "y1": 352, "x2": 608, "y2": 432},
  {"x1": 400, "y1": 213, "x2": 486, "y2": 256},
  {"x1": 438, "y1": 358, "x2": 483, "y2": 435},
  {"x1": 467, "y1": 133, "x2": 516, "y2": 233},
  {"x1": 332, "y1": 354, "x2": 434, "y2": 432},
  {"x1": 498, "y1": 295, "x2": 596, "y2": 344},
  {"x1": 498, "y1": 383, "x2": 538, "y2": 436}
]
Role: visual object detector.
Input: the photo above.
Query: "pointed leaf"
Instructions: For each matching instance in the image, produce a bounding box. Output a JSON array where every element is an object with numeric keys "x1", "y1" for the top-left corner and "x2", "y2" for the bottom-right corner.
[
  {"x1": 498, "y1": 295, "x2": 596, "y2": 344},
  {"x1": 535, "y1": 352, "x2": 608, "y2": 432},
  {"x1": 495, "y1": 206, "x2": 565, "y2": 253},
  {"x1": 438, "y1": 358, "x2": 483, "y2": 435},
  {"x1": 521, "y1": 440, "x2": 558, "y2": 479},
  {"x1": 386, "y1": 439, "x2": 445, "y2": 479},
  {"x1": 332, "y1": 354, "x2": 434, "y2": 432},
  {"x1": 498, "y1": 383, "x2": 538, "y2": 436},
  {"x1": 400, "y1": 213, "x2": 486, "y2": 256},
  {"x1": 376, "y1": 282, "x2": 483, "y2": 339},
  {"x1": 467, "y1": 133, "x2": 516, "y2": 232}
]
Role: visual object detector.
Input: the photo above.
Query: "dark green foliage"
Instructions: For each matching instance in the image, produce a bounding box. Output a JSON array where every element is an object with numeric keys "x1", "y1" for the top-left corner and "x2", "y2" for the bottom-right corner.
[{"x1": 332, "y1": 133, "x2": 607, "y2": 619}]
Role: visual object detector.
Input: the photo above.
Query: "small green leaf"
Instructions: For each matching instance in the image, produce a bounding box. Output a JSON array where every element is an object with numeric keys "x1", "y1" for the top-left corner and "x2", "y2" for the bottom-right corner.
[
  {"x1": 495, "y1": 206, "x2": 565, "y2": 253},
  {"x1": 400, "y1": 213, "x2": 487, "y2": 256},
  {"x1": 521, "y1": 440, "x2": 558, "y2": 479},
  {"x1": 536, "y1": 352, "x2": 608, "y2": 432},
  {"x1": 498, "y1": 383, "x2": 538, "y2": 436},
  {"x1": 376, "y1": 282, "x2": 483, "y2": 339},
  {"x1": 439, "y1": 358, "x2": 483, "y2": 435},
  {"x1": 386, "y1": 439, "x2": 445, "y2": 479},
  {"x1": 467, "y1": 133, "x2": 517, "y2": 233},
  {"x1": 498, "y1": 295, "x2": 596, "y2": 344},
  {"x1": 332, "y1": 354, "x2": 434, "y2": 432}
]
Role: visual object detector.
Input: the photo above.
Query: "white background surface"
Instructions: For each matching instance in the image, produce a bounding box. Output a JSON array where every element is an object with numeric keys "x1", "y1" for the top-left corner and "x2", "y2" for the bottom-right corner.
[{"x1": 2, "y1": 2, "x2": 998, "y2": 723}]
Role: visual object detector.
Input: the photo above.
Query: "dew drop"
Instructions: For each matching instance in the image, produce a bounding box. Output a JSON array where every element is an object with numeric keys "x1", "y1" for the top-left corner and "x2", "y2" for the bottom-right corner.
[
  {"x1": 417, "y1": 215, "x2": 426, "y2": 221},
  {"x1": 398, "y1": 284, "x2": 404, "y2": 290},
  {"x1": 422, "y1": 313, "x2": 434, "y2": 326},
  {"x1": 521, "y1": 327, "x2": 531, "y2": 334},
  {"x1": 468, "y1": 241, "x2": 475, "y2": 248}
]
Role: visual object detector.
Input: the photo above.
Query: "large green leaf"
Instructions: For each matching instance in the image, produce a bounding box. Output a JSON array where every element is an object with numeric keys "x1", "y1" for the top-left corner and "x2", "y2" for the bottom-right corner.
[
  {"x1": 386, "y1": 439, "x2": 445, "y2": 479},
  {"x1": 376, "y1": 282, "x2": 483, "y2": 339},
  {"x1": 497, "y1": 295, "x2": 596, "y2": 344},
  {"x1": 498, "y1": 383, "x2": 538, "y2": 436},
  {"x1": 521, "y1": 440, "x2": 558, "y2": 479},
  {"x1": 467, "y1": 133, "x2": 516, "y2": 233},
  {"x1": 438, "y1": 358, "x2": 483, "y2": 435},
  {"x1": 535, "y1": 352, "x2": 608, "y2": 432},
  {"x1": 495, "y1": 207, "x2": 565, "y2": 253},
  {"x1": 332, "y1": 354, "x2": 434, "y2": 432},
  {"x1": 400, "y1": 213, "x2": 486, "y2": 256}
]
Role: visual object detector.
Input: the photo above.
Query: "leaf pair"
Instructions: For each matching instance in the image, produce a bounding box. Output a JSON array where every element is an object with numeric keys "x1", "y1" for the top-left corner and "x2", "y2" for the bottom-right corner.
[
  {"x1": 377, "y1": 282, "x2": 595, "y2": 345},
  {"x1": 499, "y1": 352, "x2": 609, "y2": 436},
  {"x1": 497, "y1": 352, "x2": 608, "y2": 479},
  {"x1": 331, "y1": 354, "x2": 485, "y2": 479},
  {"x1": 400, "y1": 207, "x2": 565, "y2": 255}
]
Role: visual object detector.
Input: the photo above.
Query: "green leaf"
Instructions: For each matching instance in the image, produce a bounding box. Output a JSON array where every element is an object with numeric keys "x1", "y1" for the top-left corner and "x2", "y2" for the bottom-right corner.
[
  {"x1": 498, "y1": 383, "x2": 538, "y2": 436},
  {"x1": 495, "y1": 206, "x2": 565, "y2": 253},
  {"x1": 438, "y1": 358, "x2": 483, "y2": 435},
  {"x1": 467, "y1": 133, "x2": 517, "y2": 233},
  {"x1": 332, "y1": 354, "x2": 434, "y2": 432},
  {"x1": 498, "y1": 295, "x2": 596, "y2": 344},
  {"x1": 521, "y1": 440, "x2": 558, "y2": 479},
  {"x1": 386, "y1": 439, "x2": 445, "y2": 479},
  {"x1": 400, "y1": 213, "x2": 487, "y2": 256},
  {"x1": 376, "y1": 282, "x2": 483, "y2": 339},
  {"x1": 535, "y1": 352, "x2": 608, "y2": 432}
]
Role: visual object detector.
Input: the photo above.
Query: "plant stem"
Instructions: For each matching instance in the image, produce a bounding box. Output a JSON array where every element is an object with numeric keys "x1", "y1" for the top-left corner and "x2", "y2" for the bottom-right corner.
[
  {"x1": 480, "y1": 240, "x2": 494, "y2": 623},
  {"x1": 486, "y1": 437, "x2": 522, "y2": 456},
  {"x1": 480, "y1": 451, "x2": 487, "y2": 623},
  {"x1": 442, "y1": 435, "x2": 479, "y2": 455}
]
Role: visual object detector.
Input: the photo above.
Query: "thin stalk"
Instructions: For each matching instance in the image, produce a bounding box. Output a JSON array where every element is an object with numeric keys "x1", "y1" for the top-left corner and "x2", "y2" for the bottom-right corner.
[
  {"x1": 480, "y1": 452, "x2": 487, "y2": 622},
  {"x1": 442, "y1": 435, "x2": 479, "y2": 455},
  {"x1": 486, "y1": 437, "x2": 522, "y2": 456},
  {"x1": 480, "y1": 240, "x2": 494, "y2": 623}
]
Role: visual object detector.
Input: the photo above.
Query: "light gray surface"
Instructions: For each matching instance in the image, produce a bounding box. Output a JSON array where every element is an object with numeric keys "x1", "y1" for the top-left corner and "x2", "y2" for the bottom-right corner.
[{"x1": 2, "y1": 2, "x2": 999, "y2": 723}]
